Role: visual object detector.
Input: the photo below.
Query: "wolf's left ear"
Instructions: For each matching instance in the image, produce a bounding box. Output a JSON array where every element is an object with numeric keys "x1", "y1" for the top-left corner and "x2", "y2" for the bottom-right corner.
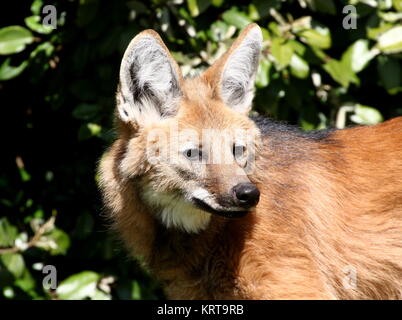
[
  {"x1": 117, "y1": 30, "x2": 183, "y2": 124},
  {"x1": 205, "y1": 24, "x2": 262, "y2": 114}
]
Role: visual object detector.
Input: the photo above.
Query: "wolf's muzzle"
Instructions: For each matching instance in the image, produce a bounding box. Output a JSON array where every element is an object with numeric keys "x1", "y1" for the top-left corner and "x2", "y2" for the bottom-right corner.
[{"x1": 192, "y1": 198, "x2": 249, "y2": 218}]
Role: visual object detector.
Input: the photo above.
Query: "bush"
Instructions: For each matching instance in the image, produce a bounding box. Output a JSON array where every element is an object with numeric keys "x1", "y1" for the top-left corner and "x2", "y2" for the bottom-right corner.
[{"x1": 0, "y1": 0, "x2": 401, "y2": 300}]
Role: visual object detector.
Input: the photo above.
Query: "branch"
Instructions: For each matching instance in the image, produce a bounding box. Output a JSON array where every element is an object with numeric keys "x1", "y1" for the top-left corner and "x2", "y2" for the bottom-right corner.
[{"x1": 0, "y1": 215, "x2": 56, "y2": 255}]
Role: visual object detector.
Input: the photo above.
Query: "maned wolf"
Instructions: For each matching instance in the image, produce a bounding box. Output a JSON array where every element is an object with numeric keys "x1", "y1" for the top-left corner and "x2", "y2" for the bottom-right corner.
[{"x1": 98, "y1": 24, "x2": 402, "y2": 299}]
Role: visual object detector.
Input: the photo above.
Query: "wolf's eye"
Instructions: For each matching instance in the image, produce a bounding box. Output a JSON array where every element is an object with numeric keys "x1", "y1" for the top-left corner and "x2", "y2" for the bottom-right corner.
[
  {"x1": 184, "y1": 148, "x2": 202, "y2": 161},
  {"x1": 233, "y1": 144, "x2": 246, "y2": 158}
]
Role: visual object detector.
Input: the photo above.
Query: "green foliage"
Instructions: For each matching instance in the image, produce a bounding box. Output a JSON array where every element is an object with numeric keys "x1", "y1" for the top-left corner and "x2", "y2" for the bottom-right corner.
[
  {"x1": 0, "y1": 0, "x2": 401, "y2": 300},
  {"x1": 56, "y1": 271, "x2": 106, "y2": 300},
  {"x1": 0, "y1": 26, "x2": 34, "y2": 55}
]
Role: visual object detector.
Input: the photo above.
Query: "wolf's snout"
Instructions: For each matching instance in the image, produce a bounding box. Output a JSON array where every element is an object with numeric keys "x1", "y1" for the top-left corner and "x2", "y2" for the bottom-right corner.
[{"x1": 232, "y1": 183, "x2": 260, "y2": 208}]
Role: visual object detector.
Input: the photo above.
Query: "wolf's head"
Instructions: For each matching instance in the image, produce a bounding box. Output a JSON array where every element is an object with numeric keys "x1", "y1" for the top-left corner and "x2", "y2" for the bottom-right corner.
[{"x1": 115, "y1": 24, "x2": 263, "y2": 233}]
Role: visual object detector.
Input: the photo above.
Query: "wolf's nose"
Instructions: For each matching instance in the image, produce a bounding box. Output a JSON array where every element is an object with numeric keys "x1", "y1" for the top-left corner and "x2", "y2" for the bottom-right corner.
[{"x1": 232, "y1": 183, "x2": 260, "y2": 208}]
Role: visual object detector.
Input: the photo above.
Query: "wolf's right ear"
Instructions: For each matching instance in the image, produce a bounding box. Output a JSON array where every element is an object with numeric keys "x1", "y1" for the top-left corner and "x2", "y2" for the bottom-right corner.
[
  {"x1": 204, "y1": 24, "x2": 262, "y2": 114},
  {"x1": 117, "y1": 30, "x2": 183, "y2": 124}
]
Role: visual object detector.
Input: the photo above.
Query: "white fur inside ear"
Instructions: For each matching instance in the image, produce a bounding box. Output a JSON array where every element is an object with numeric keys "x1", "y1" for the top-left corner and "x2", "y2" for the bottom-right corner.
[
  {"x1": 221, "y1": 27, "x2": 262, "y2": 113},
  {"x1": 118, "y1": 35, "x2": 180, "y2": 124}
]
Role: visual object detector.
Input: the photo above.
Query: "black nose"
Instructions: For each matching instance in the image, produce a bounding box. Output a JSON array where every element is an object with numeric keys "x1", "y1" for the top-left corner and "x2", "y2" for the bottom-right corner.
[{"x1": 232, "y1": 183, "x2": 260, "y2": 208}]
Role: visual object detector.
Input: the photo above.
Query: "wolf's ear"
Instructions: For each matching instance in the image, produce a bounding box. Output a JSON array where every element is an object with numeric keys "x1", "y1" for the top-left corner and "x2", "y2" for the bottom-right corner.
[
  {"x1": 205, "y1": 24, "x2": 262, "y2": 114},
  {"x1": 117, "y1": 30, "x2": 183, "y2": 124}
]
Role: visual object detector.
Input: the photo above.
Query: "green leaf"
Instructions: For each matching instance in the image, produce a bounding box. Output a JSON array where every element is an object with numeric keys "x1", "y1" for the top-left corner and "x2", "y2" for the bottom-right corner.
[
  {"x1": 301, "y1": 119, "x2": 315, "y2": 131},
  {"x1": 0, "y1": 58, "x2": 28, "y2": 81},
  {"x1": 14, "y1": 268, "x2": 36, "y2": 293},
  {"x1": 350, "y1": 104, "x2": 383, "y2": 125},
  {"x1": 256, "y1": 56, "x2": 271, "y2": 87},
  {"x1": 92, "y1": 289, "x2": 111, "y2": 300},
  {"x1": 25, "y1": 16, "x2": 54, "y2": 35},
  {"x1": 248, "y1": 4, "x2": 260, "y2": 21},
  {"x1": 47, "y1": 228, "x2": 70, "y2": 255},
  {"x1": 87, "y1": 123, "x2": 102, "y2": 137},
  {"x1": 0, "y1": 26, "x2": 34, "y2": 55},
  {"x1": 393, "y1": 0, "x2": 402, "y2": 11},
  {"x1": 19, "y1": 168, "x2": 31, "y2": 182},
  {"x1": 323, "y1": 59, "x2": 359, "y2": 88},
  {"x1": 341, "y1": 39, "x2": 377, "y2": 73},
  {"x1": 377, "y1": 56, "x2": 401, "y2": 94},
  {"x1": 209, "y1": 21, "x2": 232, "y2": 41},
  {"x1": 30, "y1": 41, "x2": 54, "y2": 59},
  {"x1": 380, "y1": 11, "x2": 402, "y2": 22},
  {"x1": 377, "y1": 26, "x2": 402, "y2": 54},
  {"x1": 187, "y1": 0, "x2": 211, "y2": 17},
  {"x1": 378, "y1": 0, "x2": 393, "y2": 9},
  {"x1": 299, "y1": 28, "x2": 331, "y2": 49},
  {"x1": 317, "y1": 112, "x2": 328, "y2": 130},
  {"x1": 211, "y1": 0, "x2": 224, "y2": 6},
  {"x1": 132, "y1": 281, "x2": 142, "y2": 300},
  {"x1": 289, "y1": 40, "x2": 307, "y2": 55},
  {"x1": 0, "y1": 218, "x2": 18, "y2": 247},
  {"x1": 178, "y1": 7, "x2": 196, "y2": 26},
  {"x1": 268, "y1": 21, "x2": 281, "y2": 37},
  {"x1": 292, "y1": 17, "x2": 331, "y2": 49},
  {"x1": 222, "y1": 8, "x2": 253, "y2": 29},
  {"x1": 56, "y1": 271, "x2": 100, "y2": 300},
  {"x1": 31, "y1": 0, "x2": 43, "y2": 15},
  {"x1": 367, "y1": 23, "x2": 393, "y2": 40},
  {"x1": 78, "y1": 123, "x2": 102, "y2": 140},
  {"x1": 0, "y1": 253, "x2": 25, "y2": 278},
  {"x1": 34, "y1": 227, "x2": 70, "y2": 255},
  {"x1": 271, "y1": 38, "x2": 294, "y2": 69},
  {"x1": 290, "y1": 54, "x2": 309, "y2": 79}
]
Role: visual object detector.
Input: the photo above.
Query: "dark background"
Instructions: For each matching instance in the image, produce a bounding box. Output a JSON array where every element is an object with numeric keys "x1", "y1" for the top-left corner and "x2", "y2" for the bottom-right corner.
[{"x1": 0, "y1": 0, "x2": 401, "y2": 299}]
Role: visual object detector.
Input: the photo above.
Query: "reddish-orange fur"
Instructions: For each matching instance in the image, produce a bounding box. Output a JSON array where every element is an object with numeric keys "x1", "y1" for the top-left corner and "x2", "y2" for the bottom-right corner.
[{"x1": 98, "y1": 25, "x2": 402, "y2": 299}]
